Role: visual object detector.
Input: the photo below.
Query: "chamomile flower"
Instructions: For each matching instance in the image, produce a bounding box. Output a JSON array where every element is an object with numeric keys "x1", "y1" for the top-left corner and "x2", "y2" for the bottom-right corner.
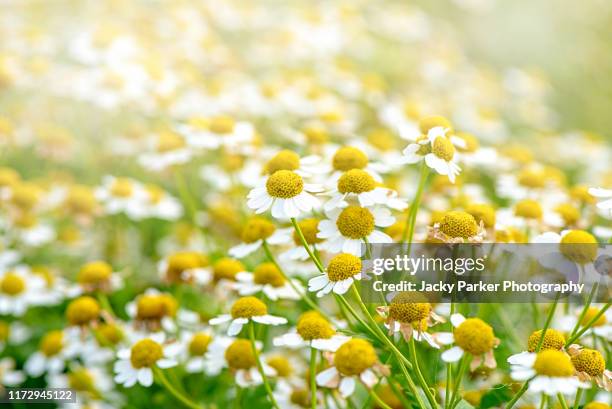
[
  {"x1": 48, "y1": 365, "x2": 114, "y2": 406},
  {"x1": 169, "y1": 330, "x2": 224, "y2": 375},
  {"x1": 234, "y1": 262, "x2": 301, "y2": 301},
  {"x1": 125, "y1": 289, "x2": 179, "y2": 332},
  {"x1": 567, "y1": 344, "x2": 611, "y2": 390},
  {"x1": 317, "y1": 206, "x2": 394, "y2": 256},
  {"x1": 95, "y1": 176, "x2": 147, "y2": 215},
  {"x1": 558, "y1": 306, "x2": 611, "y2": 341},
  {"x1": 589, "y1": 187, "x2": 612, "y2": 217},
  {"x1": 65, "y1": 296, "x2": 101, "y2": 328},
  {"x1": 177, "y1": 115, "x2": 255, "y2": 150},
  {"x1": 9, "y1": 213, "x2": 55, "y2": 247},
  {"x1": 437, "y1": 313, "x2": 500, "y2": 371},
  {"x1": 308, "y1": 253, "x2": 362, "y2": 297},
  {"x1": 328, "y1": 146, "x2": 388, "y2": 183},
  {"x1": 399, "y1": 126, "x2": 461, "y2": 183},
  {"x1": 25, "y1": 330, "x2": 78, "y2": 377},
  {"x1": 0, "y1": 266, "x2": 47, "y2": 316},
  {"x1": 157, "y1": 251, "x2": 209, "y2": 284},
  {"x1": 0, "y1": 320, "x2": 31, "y2": 352},
  {"x1": 229, "y1": 216, "x2": 291, "y2": 258},
  {"x1": 508, "y1": 349, "x2": 587, "y2": 395},
  {"x1": 209, "y1": 296, "x2": 287, "y2": 336},
  {"x1": 0, "y1": 357, "x2": 25, "y2": 386},
  {"x1": 273, "y1": 311, "x2": 350, "y2": 351},
  {"x1": 428, "y1": 210, "x2": 486, "y2": 243},
  {"x1": 74, "y1": 260, "x2": 122, "y2": 294},
  {"x1": 127, "y1": 185, "x2": 183, "y2": 221},
  {"x1": 247, "y1": 170, "x2": 323, "y2": 219},
  {"x1": 262, "y1": 149, "x2": 326, "y2": 178},
  {"x1": 280, "y1": 218, "x2": 324, "y2": 261},
  {"x1": 376, "y1": 291, "x2": 444, "y2": 347},
  {"x1": 316, "y1": 338, "x2": 388, "y2": 397},
  {"x1": 113, "y1": 333, "x2": 178, "y2": 388},
  {"x1": 137, "y1": 131, "x2": 191, "y2": 172}
]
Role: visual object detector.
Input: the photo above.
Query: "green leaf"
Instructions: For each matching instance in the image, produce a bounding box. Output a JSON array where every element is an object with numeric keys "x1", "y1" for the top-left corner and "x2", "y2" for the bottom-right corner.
[{"x1": 480, "y1": 384, "x2": 513, "y2": 409}]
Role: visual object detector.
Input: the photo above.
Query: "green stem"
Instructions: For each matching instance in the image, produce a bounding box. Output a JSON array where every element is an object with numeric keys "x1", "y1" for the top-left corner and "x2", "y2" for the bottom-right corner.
[
  {"x1": 96, "y1": 292, "x2": 116, "y2": 317},
  {"x1": 505, "y1": 382, "x2": 529, "y2": 409},
  {"x1": 369, "y1": 389, "x2": 393, "y2": 409},
  {"x1": 568, "y1": 282, "x2": 599, "y2": 338},
  {"x1": 449, "y1": 355, "x2": 469, "y2": 409},
  {"x1": 557, "y1": 393, "x2": 569, "y2": 409},
  {"x1": 539, "y1": 394, "x2": 547, "y2": 409},
  {"x1": 409, "y1": 337, "x2": 439, "y2": 409},
  {"x1": 248, "y1": 322, "x2": 280, "y2": 409},
  {"x1": 154, "y1": 367, "x2": 204, "y2": 409},
  {"x1": 310, "y1": 348, "x2": 317, "y2": 409},
  {"x1": 444, "y1": 362, "x2": 452, "y2": 409},
  {"x1": 565, "y1": 301, "x2": 611, "y2": 346},
  {"x1": 536, "y1": 293, "x2": 560, "y2": 352},
  {"x1": 291, "y1": 218, "x2": 324, "y2": 273},
  {"x1": 401, "y1": 161, "x2": 429, "y2": 246},
  {"x1": 572, "y1": 389, "x2": 582, "y2": 409}
]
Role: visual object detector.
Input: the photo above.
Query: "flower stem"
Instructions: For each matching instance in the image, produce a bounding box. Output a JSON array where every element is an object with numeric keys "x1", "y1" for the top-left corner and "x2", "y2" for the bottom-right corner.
[
  {"x1": 409, "y1": 337, "x2": 439, "y2": 409},
  {"x1": 448, "y1": 355, "x2": 469, "y2": 409},
  {"x1": 401, "y1": 161, "x2": 429, "y2": 246},
  {"x1": 572, "y1": 389, "x2": 583, "y2": 409},
  {"x1": 309, "y1": 348, "x2": 317, "y2": 409},
  {"x1": 291, "y1": 218, "x2": 324, "y2": 273},
  {"x1": 557, "y1": 393, "x2": 570, "y2": 409},
  {"x1": 248, "y1": 322, "x2": 280, "y2": 409},
  {"x1": 565, "y1": 301, "x2": 610, "y2": 347},
  {"x1": 539, "y1": 394, "x2": 547, "y2": 409},
  {"x1": 568, "y1": 282, "x2": 599, "y2": 338},
  {"x1": 154, "y1": 367, "x2": 204, "y2": 409},
  {"x1": 369, "y1": 389, "x2": 393, "y2": 409}
]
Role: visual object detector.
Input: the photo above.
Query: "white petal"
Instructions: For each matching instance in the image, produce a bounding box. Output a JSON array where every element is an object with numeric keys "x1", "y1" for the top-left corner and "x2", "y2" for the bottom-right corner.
[
  {"x1": 252, "y1": 315, "x2": 287, "y2": 325},
  {"x1": 138, "y1": 368, "x2": 154, "y2": 387},
  {"x1": 507, "y1": 351, "x2": 536, "y2": 366},
  {"x1": 450, "y1": 313, "x2": 466, "y2": 327},
  {"x1": 157, "y1": 359, "x2": 177, "y2": 369},
  {"x1": 309, "y1": 275, "x2": 330, "y2": 291},
  {"x1": 228, "y1": 318, "x2": 248, "y2": 336},
  {"x1": 339, "y1": 376, "x2": 356, "y2": 397},
  {"x1": 441, "y1": 346, "x2": 464, "y2": 362},
  {"x1": 316, "y1": 367, "x2": 339, "y2": 387}
]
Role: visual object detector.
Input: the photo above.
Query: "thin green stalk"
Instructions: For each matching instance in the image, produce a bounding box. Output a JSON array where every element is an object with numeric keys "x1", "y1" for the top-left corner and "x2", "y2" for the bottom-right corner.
[
  {"x1": 96, "y1": 292, "x2": 116, "y2": 317},
  {"x1": 401, "y1": 161, "x2": 428, "y2": 246},
  {"x1": 557, "y1": 393, "x2": 569, "y2": 409},
  {"x1": 291, "y1": 218, "x2": 324, "y2": 272},
  {"x1": 572, "y1": 389, "x2": 582, "y2": 409},
  {"x1": 449, "y1": 355, "x2": 469, "y2": 409},
  {"x1": 369, "y1": 389, "x2": 393, "y2": 409},
  {"x1": 444, "y1": 363, "x2": 452, "y2": 409},
  {"x1": 505, "y1": 382, "x2": 529, "y2": 409},
  {"x1": 248, "y1": 322, "x2": 280, "y2": 409},
  {"x1": 539, "y1": 394, "x2": 547, "y2": 409},
  {"x1": 154, "y1": 367, "x2": 204, "y2": 409},
  {"x1": 310, "y1": 348, "x2": 317, "y2": 409},
  {"x1": 409, "y1": 337, "x2": 439, "y2": 409},
  {"x1": 565, "y1": 301, "x2": 611, "y2": 346},
  {"x1": 569, "y1": 282, "x2": 599, "y2": 338}
]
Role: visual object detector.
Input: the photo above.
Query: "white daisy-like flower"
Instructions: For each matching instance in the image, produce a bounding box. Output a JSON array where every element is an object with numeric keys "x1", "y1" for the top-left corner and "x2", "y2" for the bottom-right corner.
[
  {"x1": 156, "y1": 251, "x2": 209, "y2": 285},
  {"x1": 557, "y1": 306, "x2": 611, "y2": 341},
  {"x1": 326, "y1": 145, "x2": 389, "y2": 184},
  {"x1": 126, "y1": 185, "x2": 182, "y2": 221},
  {"x1": 0, "y1": 357, "x2": 25, "y2": 386},
  {"x1": 233, "y1": 263, "x2": 301, "y2": 301},
  {"x1": 322, "y1": 168, "x2": 407, "y2": 211},
  {"x1": 589, "y1": 187, "x2": 612, "y2": 218},
  {"x1": 0, "y1": 266, "x2": 47, "y2": 316},
  {"x1": 168, "y1": 330, "x2": 229, "y2": 376},
  {"x1": 398, "y1": 126, "x2": 461, "y2": 183},
  {"x1": 0, "y1": 321, "x2": 31, "y2": 352},
  {"x1": 137, "y1": 131, "x2": 192, "y2": 172},
  {"x1": 308, "y1": 253, "x2": 362, "y2": 297},
  {"x1": 9, "y1": 215, "x2": 55, "y2": 247},
  {"x1": 94, "y1": 176, "x2": 147, "y2": 216},
  {"x1": 113, "y1": 333, "x2": 178, "y2": 388},
  {"x1": 25, "y1": 330, "x2": 79, "y2": 377},
  {"x1": 508, "y1": 350, "x2": 588, "y2": 395},
  {"x1": 273, "y1": 311, "x2": 350, "y2": 351},
  {"x1": 317, "y1": 205, "x2": 394, "y2": 256},
  {"x1": 176, "y1": 115, "x2": 255, "y2": 150},
  {"x1": 229, "y1": 217, "x2": 291, "y2": 259},
  {"x1": 209, "y1": 296, "x2": 287, "y2": 336},
  {"x1": 247, "y1": 170, "x2": 323, "y2": 220},
  {"x1": 260, "y1": 149, "x2": 328, "y2": 180},
  {"x1": 47, "y1": 364, "x2": 114, "y2": 404}
]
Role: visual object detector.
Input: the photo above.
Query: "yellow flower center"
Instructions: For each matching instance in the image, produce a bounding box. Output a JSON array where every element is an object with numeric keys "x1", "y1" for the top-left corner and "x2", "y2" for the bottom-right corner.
[
  {"x1": 296, "y1": 311, "x2": 335, "y2": 340},
  {"x1": 130, "y1": 339, "x2": 163, "y2": 368},
  {"x1": 0, "y1": 167, "x2": 20, "y2": 188},
  {"x1": 110, "y1": 178, "x2": 133, "y2": 198},
  {"x1": 367, "y1": 129, "x2": 396, "y2": 151},
  {"x1": 570, "y1": 185, "x2": 596, "y2": 205},
  {"x1": 0, "y1": 272, "x2": 25, "y2": 295},
  {"x1": 518, "y1": 169, "x2": 546, "y2": 189},
  {"x1": 333, "y1": 339, "x2": 377, "y2": 376},
  {"x1": 303, "y1": 125, "x2": 328, "y2": 145},
  {"x1": 454, "y1": 132, "x2": 479, "y2": 153},
  {"x1": 136, "y1": 294, "x2": 176, "y2": 320},
  {"x1": 290, "y1": 389, "x2": 311, "y2": 408},
  {"x1": 571, "y1": 348, "x2": 605, "y2": 376},
  {"x1": 465, "y1": 204, "x2": 496, "y2": 229},
  {"x1": 265, "y1": 170, "x2": 304, "y2": 198},
  {"x1": 337, "y1": 169, "x2": 376, "y2": 194},
  {"x1": 156, "y1": 131, "x2": 185, "y2": 152},
  {"x1": 11, "y1": 183, "x2": 40, "y2": 210},
  {"x1": 253, "y1": 263, "x2": 285, "y2": 287},
  {"x1": 230, "y1": 296, "x2": 268, "y2": 319},
  {"x1": 188, "y1": 333, "x2": 212, "y2": 356},
  {"x1": 66, "y1": 186, "x2": 96, "y2": 214},
  {"x1": 66, "y1": 296, "x2": 100, "y2": 326},
  {"x1": 439, "y1": 211, "x2": 478, "y2": 239},
  {"x1": 454, "y1": 318, "x2": 495, "y2": 355},
  {"x1": 14, "y1": 213, "x2": 38, "y2": 228},
  {"x1": 527, "y1": 329, "x2": 565, "y2": 352},
  {"x1": 418, "y1": 115, "x2": 452, "y2": 134},
  {"x1": 267, "y1": 355, "x2": 293, "y2": 377},
  {"x1": 336, "y1": 205, "x2": 375, "y2": 239},
  {"x1": 209, "y1": 115, "x2": 235, "y2": 134},
  {"x1": 265, "y1": 150, "x2": 300, "y2": 174},
  {"x1": 292, "y1": 218, "x2": 321, "y2": 245},
  {"x1": 559, "y1": 230, "x2": 598, "y2": 264},
  {"x1": 533, "y1": 350, "x2": 574, "y2": 377},
  {"x1": 432, "y1": 136, "x2": 455, "y2": 161},
  {"x1": 332, "y1": 146, "x2": 368, "y2": 171},
  {"x1": 514, "y1": 199, "x2": 542, "y2": 219},
  {"x1": 584, "y1": 403, "x2": 610, "y2": 409},
  {"x1": 580, "y1": 307, "x2": 607, "y2": 327},
  {"x1": 95, "y1": 323, "x2": 123, "y2": 346},
  {"x1": 388, "y1": 292, "x2": 432, "y2": 324},
  {"x1": 0, "y1": 321, "x2": 9, "y2": 341},
  {"x1": 166, "y1": 251, "x2": 208, "y2": 282},
  {"x1": 225, "y1": 339, "x2": 256, "y2": 369},
  {"x1": 213, "y1": 258, "x2": 245, "y2": 282},
  {"x1": 146, "y1": 185, "x2": 164, "y2": 204},
  {"x1": 40, "y1": 330, "x2": 63, "y2": 357},
  {"x1": 326, "y1": 253, "x2": 362, "y2": 282},
  {"x1": 68, "y1": 369, "x2": 98, "y2": 397},
  {"x1": 78, "y1": 261, "x2": 112, "y2": 285},
  {"x1": 555, "y1": 203, "x2": 580, "y2": 225},
  {"x1": 241, "y1": 217, "x2": 276, "y2": 243}
]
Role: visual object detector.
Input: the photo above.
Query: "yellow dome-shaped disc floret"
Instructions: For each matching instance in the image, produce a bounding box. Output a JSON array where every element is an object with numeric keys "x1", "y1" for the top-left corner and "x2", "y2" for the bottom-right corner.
[
  {"x1": 518, "y1": 169, "x2": 546, "y2": 189},
  {"x1": 303, "y1": 125, "x2": 328, "y2": 145},
  {"x1": 432, "y1": 136, "x2": 455, "y2": 161},
  {"x1": 241, "y1": 217, "x2": 276, "y2": 243},
  {"x1": 527, "y1": 329, "x2": 565, "y2": 352},
  {"x1": 466, "y1": 204, "x2": 496, "y2": 229},
  {"x1": 208, "y1": 115, "x2": 235, "y2": 134},
  {"x1": 296, "y1": 311, "x2": 335, "y2": 340},
  {"x1": 188, "y1": 333, "x2": 212, "y2": 356},
  {"x1": 231, "y1": 296, "x2": 268, "y2": 319},
  {"x1": 0, "y1": 167, "x2": 20, "y2": 189},
  {"x1": 40, "y1": 330, "x2": 64, "y2": 357},
  {"x1": 266, "y1": 170, "x2": 304, "y2": 198},
  {"x1": 0, "y1": 272, "x2": 25, "y2": 295},
  {"x1": 65, "y1": 186, "x2": 97, "y2": 214},
  {"x1": 418, "y1": 115, "x2": 452, "y2": 134},
  {"x1": 388, "y1": 292, "x2": 432, "y2": 324},
  {"x1": 166, "y1": 251, "x2": 208, "y2": 282},
  {"x1": 213, "y1": 258, "x2": 245, "y2": 282},
  {"x1": 327, "y1": 253, "x2": 361, "y2": 282},
  {"x1": 67, "y1": 368, "x2": 98, "y2": 396},
  {"x1": 439, "y1": 211, "x2": 478, "y2": 239},
  {"x1": 66, "y1": 296, "x2": 100, "y2": 326},
  {"x1": 95, "y1": 323, "x2": 123, "y2": 346},
  {"x1": 156, "y1": 131, "x2": 185, "y2": 152},
  {"x1": 571, "y1": 348, "x2": 605, "y2": 376},
  {"x1": 580, "y1": 307, "x2": 607, "y2": 327},
  {"x1": 110, "y1": 178, "x2": 133, "y2": 198},
  {"x1": 337, "y1": 169, "x2": 376, "y2": 194},
  {"x1": 265, "y1": 150, "x2": 300, "y2": 174},
  {"x1": 454, "y1": 132, "x2": 479, "y2": 153},
  {"x1": 78, "y1": 261, "x2": 112, "y2": 286},
  {"x1": 559, "y1": 230, "x2": 598, "y2": 264},
  {"x1": 253, "y1": 263, "x2": 285, "y2": 287},
  {"x1": 514, "y1": 199, "x2": 542, "y2": 220},
  {"x1": 333, "y1": 339, "x2": 377, "y2": 376},
  {"x1": 336, "y1": 206, "x2": 375, "y2": 239},
  {"x1": 267, "y1": 355, "x2": 293, "y2": 377},
  {"x1": 130, "y1": 339, "x2": 163, "y2": 368},
  {"x1": 570, "y1": 185, "x2": 597, "y2": 205},
  {"x1": 292, "y1": 218, "x2": 321, "y2": 245},
  {"x1": 332, "y1": 147, "x2": 368, "y2": 172},
  {"x1": 10, "y1": 183, "x2": 41, "y2": 210},
  {"x1": 225, "y1": 339, "x2": 256, "y2": 370},
  {"x1": 533, "y1": 350, "x2": 574, "y2": 377},
  {"x1": 290, "y1": 388, "x2": 311, "y2": 407},
  {"x1": 136, "y1": 294, "x2": 167, "y2": 320},
  {"x1": 454, "y1": 318, "x2": 495, "y2": 355},
  {"x1": 584, "y1": 403, "x2": 610, "y2": 409},
  {"x1": 555, "y1": 203, "x2": 580, "y2": 226}
]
